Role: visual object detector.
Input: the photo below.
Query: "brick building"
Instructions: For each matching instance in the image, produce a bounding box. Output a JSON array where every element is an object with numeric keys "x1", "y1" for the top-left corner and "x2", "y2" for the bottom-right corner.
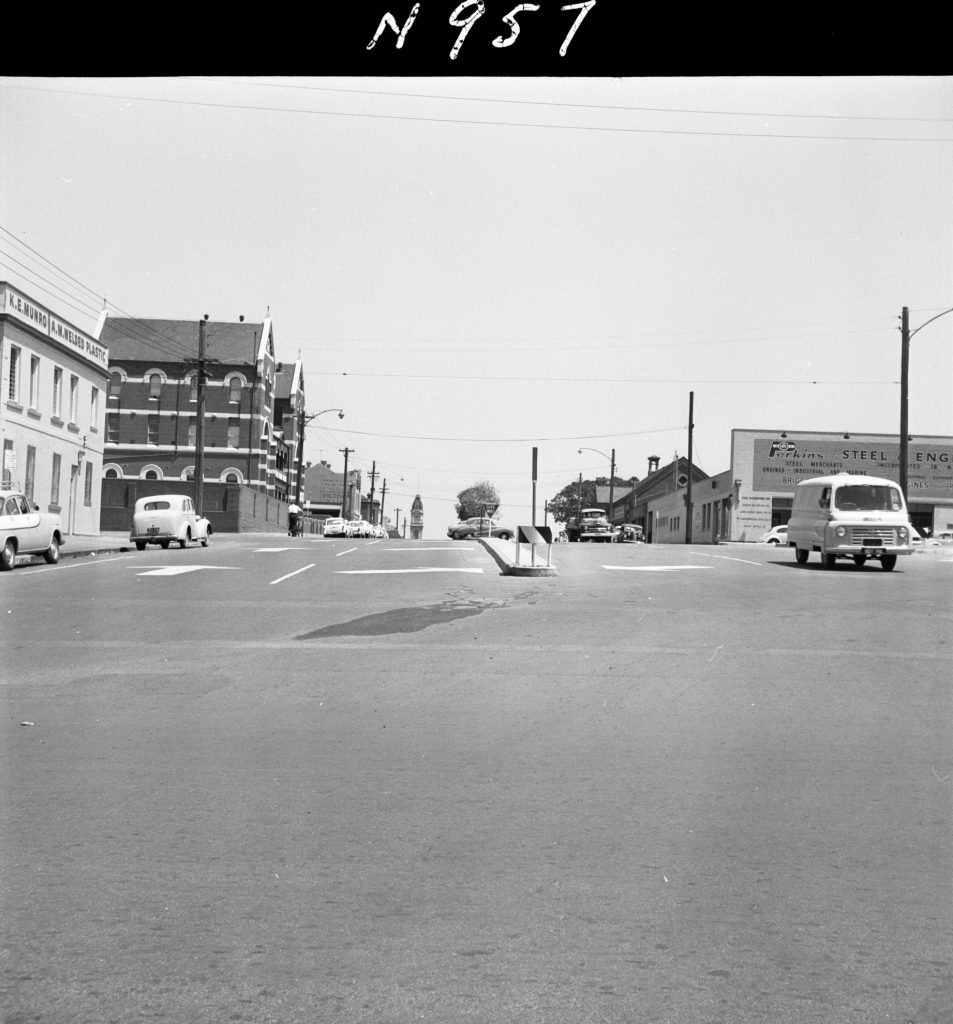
[{"x1": 98, "y1": 315, "x2": 301, "y2": 499}]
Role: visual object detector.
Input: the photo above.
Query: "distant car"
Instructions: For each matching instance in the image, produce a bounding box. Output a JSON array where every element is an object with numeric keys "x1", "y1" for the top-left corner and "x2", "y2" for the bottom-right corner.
[
  {"x1": 371, "y1": 524, "x2": 387, "y2": 539},
  {"x1": 323, "y1": 517, "x2": 346, "y2": 537},
  {"x1": 129, "y1": 494, "x2": 210, "y2": 551},
  {"x1": 758, "y1": 525, "x2": 788, "y2": 545},
  {"x1": 938, "y1": 531, "x2": 953, "y2": 544},
  {"x1": 616, "y1": 524, "x2": 643, "y2": 544},
  {"x1": 345, "y1": 518, "x2": 372, "y2": 538},
  {"x1": 0, "y1": 489, "x2": 65, "y2": 570},
  {"x1": 447, "y1": 517, "x2": 514, "y2": 541}
]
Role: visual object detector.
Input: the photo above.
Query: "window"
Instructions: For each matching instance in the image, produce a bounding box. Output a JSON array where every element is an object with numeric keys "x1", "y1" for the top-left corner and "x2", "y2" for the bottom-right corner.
[
  {"x1": 228, "y1": 376, "x2": 242, "y2": 404},
  {"x1": 106, "y1": 413, "x2": 119, "y2": 443},
  {"x1": 227, "y1": 419, "x2": 241, "y2": 448},
  {"x1": 109, "y1": 372, "x2": 122, "y2": 399},
  {"x1": 104, "y1": 466, "x2": 120, "y2": 478},
  {"x1": 84, "y1": 462, "x2": 93, "y2": 506},
  {"x1": 29, "y1": 356, "x2": 40, "y2": 408},
  {"x1": 147, "y1": 414, "x2": 160, "y2": 444},
  {"x1": 188, "y1": 375, "x2": 198, "y2": 402},
  {"x1": 143, "y1": 469, "x2": 161, "y2": 481},
  {"x1": 50, "y1": 452, "x2": 62, "y2": 506},
  {"x1": 1, "y1": 438, "x2": 12, "y2": 487},
  {"x1": 149, "y1": 373, "x2": 162, "y2": 400},
  {"x1": 7, "y1": 345, "x2": 20, "y2": 402},
  {"x1": 69, "y1": 375, "x2": 79, "y2": 423},
  {"x1": 188, "y1": 419, "x2": 196, "y2": 446},
  {"x1": 52, "y1": 367, "x2": 63, "y2": 418},
  {"x1": 90, "y1": 386, "x2": 100, "y2": 426},
  {"x1": 25, "y1": 445, "x2": 36, "y2": 501}
]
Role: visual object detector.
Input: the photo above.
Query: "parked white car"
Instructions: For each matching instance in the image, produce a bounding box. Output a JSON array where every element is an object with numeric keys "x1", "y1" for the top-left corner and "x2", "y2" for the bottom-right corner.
[
  {"x1": 322, "y1": 517, "x2": 346, "y2": 537},
  {"x1": 129, "y1": 494, "x2": 210, "y2": 551},
  {"x1": 0, "y1": 489, "x2": 65, "y2": 570},
  {"x1": 757, "y1": 525, "x2": 788, "y2": 545}
]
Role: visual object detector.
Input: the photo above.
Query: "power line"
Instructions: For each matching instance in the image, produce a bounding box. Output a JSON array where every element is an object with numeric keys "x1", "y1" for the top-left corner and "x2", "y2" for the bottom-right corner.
[
  {"x1": 5, "y1": 82, "x2": 951, "y2": 144},
  {"x1": 317, "y1": 426, "x2": 683, "y2": 444},
  {"x1": 203, "y1": 78, "x2": 953, "y2": 125},
  {"x1": 316, "y1": 370, "x2": 897, "y2": 387}
]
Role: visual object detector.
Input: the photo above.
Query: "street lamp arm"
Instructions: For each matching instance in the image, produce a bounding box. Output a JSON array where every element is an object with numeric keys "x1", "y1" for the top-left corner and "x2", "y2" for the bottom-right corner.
[
  {"x1": 578, "y1": 447, "x2": 610, "y2": 460},
  {"x1": 909, "y1": 307, "x2": 953, "y2": 342},
  {"x1": 303, "y1": 407, "x2": 344, "y2": 425}
]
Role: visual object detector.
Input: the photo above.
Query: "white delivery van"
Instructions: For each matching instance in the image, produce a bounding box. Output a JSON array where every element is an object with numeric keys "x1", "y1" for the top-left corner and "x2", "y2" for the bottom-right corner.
[{"x1": 787, "y1": 473, "x2": 913, "y2": 571}]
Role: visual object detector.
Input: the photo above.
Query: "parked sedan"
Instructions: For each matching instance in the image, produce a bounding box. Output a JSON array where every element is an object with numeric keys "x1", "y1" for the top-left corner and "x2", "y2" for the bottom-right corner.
[
  {"x1": 0, "y1": 489, "x2": 64, "y2": 570},
  {"x1": 757, "y1": 524, "x2": 788, "y2": 545},
  {"x1": 129, "y1": 494, "x2": 210, "y2": 551},
  {"x1": 447, "y1": 517, "x2": 514, "y2": 541},
  {"x1": 322, "y1": 517, "x2": 346, "y2": 537}
]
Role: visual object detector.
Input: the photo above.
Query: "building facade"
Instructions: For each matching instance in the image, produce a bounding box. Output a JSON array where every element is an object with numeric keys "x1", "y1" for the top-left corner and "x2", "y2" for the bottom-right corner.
[
  {"x1": 1, "y1": 282, "x2": 109, "y2": 535},
  {"x1": 300, "y1": 460, "x2": 362, "y2": 523},
  {"x1": 98, "y1": 315, "x2": 298, "y2": 498},
  {"x1": 730, "y1": 428, "x2": 953, "y2": 540}
]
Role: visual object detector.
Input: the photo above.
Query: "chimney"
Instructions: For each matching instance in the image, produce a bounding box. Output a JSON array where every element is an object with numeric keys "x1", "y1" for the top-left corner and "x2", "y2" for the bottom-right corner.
[{"x1": 648, "y1": 455, "x2": 660, "y2": 475}]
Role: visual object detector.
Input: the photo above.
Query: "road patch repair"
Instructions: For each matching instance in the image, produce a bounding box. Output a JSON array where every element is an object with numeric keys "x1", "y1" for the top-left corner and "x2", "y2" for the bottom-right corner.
[{"x1": 296, "y1": 598, "x2": 505, "y2": 638}]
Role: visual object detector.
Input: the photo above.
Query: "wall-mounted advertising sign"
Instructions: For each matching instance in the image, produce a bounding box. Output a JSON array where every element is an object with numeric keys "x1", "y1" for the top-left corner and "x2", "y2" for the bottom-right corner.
[
  {"x1": 1, "y1": 283, "x2": 109, "y2": 371},
  {"x1": 753, "y1": 437, "x2": 952, "y2": 500}
]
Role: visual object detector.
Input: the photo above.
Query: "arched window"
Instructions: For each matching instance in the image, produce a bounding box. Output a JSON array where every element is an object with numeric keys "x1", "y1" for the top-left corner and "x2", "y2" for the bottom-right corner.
[
  {"x1": 103, "y1": 464, "x2": 123, "y2": 479},
  {"x1": 141, "y1": 464, "x2": 163, "y2": 480},
  {"x1": 149, "y1": 373, "x2": 162, "y2": 400},
  {"x1": 229, "y1": 376, "x2": 242, "y2": 404}
]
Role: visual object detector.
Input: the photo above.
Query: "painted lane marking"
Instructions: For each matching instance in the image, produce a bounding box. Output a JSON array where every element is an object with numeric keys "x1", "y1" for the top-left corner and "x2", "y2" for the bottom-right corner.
[
  {"x1": 270, "y1": 563, "x2": 316, "y2": 585},
  {"x1": 335, "y1": 547, "x2": 358, "y2": 557},
  {"x1": 603, "y1": 565, "x2": 713, "y2": 572},
  {"x1": 136, "y1": 566, "x2": 240, "y2": 577},
  {"x1": 335, "y1": 567, "x2": 484, "y2": 575},
  {"x1": 254, "y1": 547, "x2": 299, "y2": 553},
  {"x1": 693, "y1": 552, "x2": 762, "y2": 566},
  {"x1": 382, "y1": 546, "x2": 475, "y2": 552}
]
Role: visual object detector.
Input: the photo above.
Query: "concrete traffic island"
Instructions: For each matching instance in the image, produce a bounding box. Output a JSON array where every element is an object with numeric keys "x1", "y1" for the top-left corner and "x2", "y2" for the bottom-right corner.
[{"x1": 478, "y1": 537, "x2": 558, "y2": 577}]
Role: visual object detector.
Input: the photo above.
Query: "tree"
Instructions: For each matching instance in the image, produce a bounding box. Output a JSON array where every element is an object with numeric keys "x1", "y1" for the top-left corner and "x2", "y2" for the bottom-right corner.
[
  {"x1": 546, "y1": 475, "x2": 636, "y2": 523},
  {"x1": 455, "y1": 480, "x2": 501, "y2": 521}
]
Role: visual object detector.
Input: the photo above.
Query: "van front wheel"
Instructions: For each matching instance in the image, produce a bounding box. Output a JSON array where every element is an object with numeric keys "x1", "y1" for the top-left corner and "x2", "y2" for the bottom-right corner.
[
  {"x1": 795, "y1": 547, "x2": 809, "y2": 565},
  {"x1": 880, "y1": 554, "x2": 898, "y2": 571}
]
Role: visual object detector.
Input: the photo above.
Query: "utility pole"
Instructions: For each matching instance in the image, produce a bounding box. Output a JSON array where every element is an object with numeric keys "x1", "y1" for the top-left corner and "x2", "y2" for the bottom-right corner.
[
  {"x1": 899, "y1": 307, "x2": 910, "y2": 499},
  {"x1": 608, "y1": 448, "x2": 616, "y2": 530},
  {"x1": 686, "y1": 391, "x2": 694, "y2": 544},
  {"x1": 368, "y1": 461, "x2": 378, "y2": 524},
  {"x1": 181, "y1": 315, "x2": 218, "y2": 519},
  {"x1": 576, "y1": 473, "x2": 582, "y2": 520},
  {"x1": 394, "y1": 507, "x2": 401, "y2": 536},
  {"x1": 339, "y1": 447, "x2": 353, "y2": 517},
  {"x1": 380, "y1": 478, "x2": 387, "y2": 525}
]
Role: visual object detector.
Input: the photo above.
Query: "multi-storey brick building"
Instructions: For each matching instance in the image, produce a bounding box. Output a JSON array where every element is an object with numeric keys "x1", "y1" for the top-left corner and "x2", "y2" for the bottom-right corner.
[{"x1": 98, "y1": 315, "x2": 304, "y2": 499}]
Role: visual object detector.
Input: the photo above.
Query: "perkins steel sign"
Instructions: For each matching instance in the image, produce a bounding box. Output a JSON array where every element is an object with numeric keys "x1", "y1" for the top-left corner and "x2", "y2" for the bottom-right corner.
[{"x1": 754, "y1": 437, "x2": 952, "y2": 499}]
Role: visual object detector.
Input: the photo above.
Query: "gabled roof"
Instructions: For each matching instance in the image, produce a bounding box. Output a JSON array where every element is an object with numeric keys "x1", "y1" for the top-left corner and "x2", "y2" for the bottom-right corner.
[
  {"x1": 595, "y1": 485, "x2": 634, "y2": 504},
  {"x1": 274, "y1": 356, "x2": 304, "y2": 401},
  {"x1": 100, "y1": 317, "x2": 271, "y2": 367}
]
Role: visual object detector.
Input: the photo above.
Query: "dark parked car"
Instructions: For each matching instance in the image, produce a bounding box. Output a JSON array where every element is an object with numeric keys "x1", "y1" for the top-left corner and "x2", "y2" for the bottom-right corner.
[{"x1": 447, "y1": 517, "x2": 514, "y2": 541}]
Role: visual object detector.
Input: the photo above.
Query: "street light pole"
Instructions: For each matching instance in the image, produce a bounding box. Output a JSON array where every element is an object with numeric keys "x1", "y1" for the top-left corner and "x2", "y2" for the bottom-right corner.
[
  {"x1": 578, "y1": 447, "x2": 616, "y2": 528},
  {"x1": 296, "y1": 408, "x2": 344, "y2": 504},
  {"x1": 899, "y1": 306, "x2": 953, "y2": 499}
]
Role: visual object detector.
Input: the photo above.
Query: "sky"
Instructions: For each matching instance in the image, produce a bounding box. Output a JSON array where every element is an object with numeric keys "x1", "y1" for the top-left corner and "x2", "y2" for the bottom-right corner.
[{"x1": 2, "y1": 76, "x2": 951, "y2": 538}]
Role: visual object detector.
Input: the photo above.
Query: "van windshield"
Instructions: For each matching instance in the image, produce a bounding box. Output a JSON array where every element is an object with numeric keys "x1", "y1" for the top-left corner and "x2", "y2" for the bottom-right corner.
[{"x1": 834, "y1": 485, "x2": 902, "y2": 512}]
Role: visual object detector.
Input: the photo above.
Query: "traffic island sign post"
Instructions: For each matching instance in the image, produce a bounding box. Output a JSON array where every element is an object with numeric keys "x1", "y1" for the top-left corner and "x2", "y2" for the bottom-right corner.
[{"x1": 516, "y1": 525, "x2": 553, "y2": 569}]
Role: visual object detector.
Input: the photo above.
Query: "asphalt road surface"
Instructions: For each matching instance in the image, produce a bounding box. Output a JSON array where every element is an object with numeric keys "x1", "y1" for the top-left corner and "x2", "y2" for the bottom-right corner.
[{"x1": 3, "y1": 537, "x2": 952, "y2": 1024}]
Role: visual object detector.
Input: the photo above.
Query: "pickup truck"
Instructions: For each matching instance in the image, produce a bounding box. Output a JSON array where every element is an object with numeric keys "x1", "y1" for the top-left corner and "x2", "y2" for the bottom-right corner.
[{"x1": 566, "y1": 507, "x2": 613, "y2": 543}]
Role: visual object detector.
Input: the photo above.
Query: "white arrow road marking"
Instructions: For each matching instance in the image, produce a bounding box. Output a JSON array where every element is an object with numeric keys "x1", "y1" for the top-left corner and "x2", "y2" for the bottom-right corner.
[
  {"x1": 136, "y1": 566, "x2": 240, "y2": 577},
  {"x1": 270, "y1": 564, "x2": 315, "y2": 585},
  {"x1": 335, "y1": 567, "x2": 484, "y2": 575},
  {"x1": 603, "y1": 565, "x2": 714, "y2": 572},
  {"x1": 383, "y1": 547, "x2": 476, "y2": 552}
]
